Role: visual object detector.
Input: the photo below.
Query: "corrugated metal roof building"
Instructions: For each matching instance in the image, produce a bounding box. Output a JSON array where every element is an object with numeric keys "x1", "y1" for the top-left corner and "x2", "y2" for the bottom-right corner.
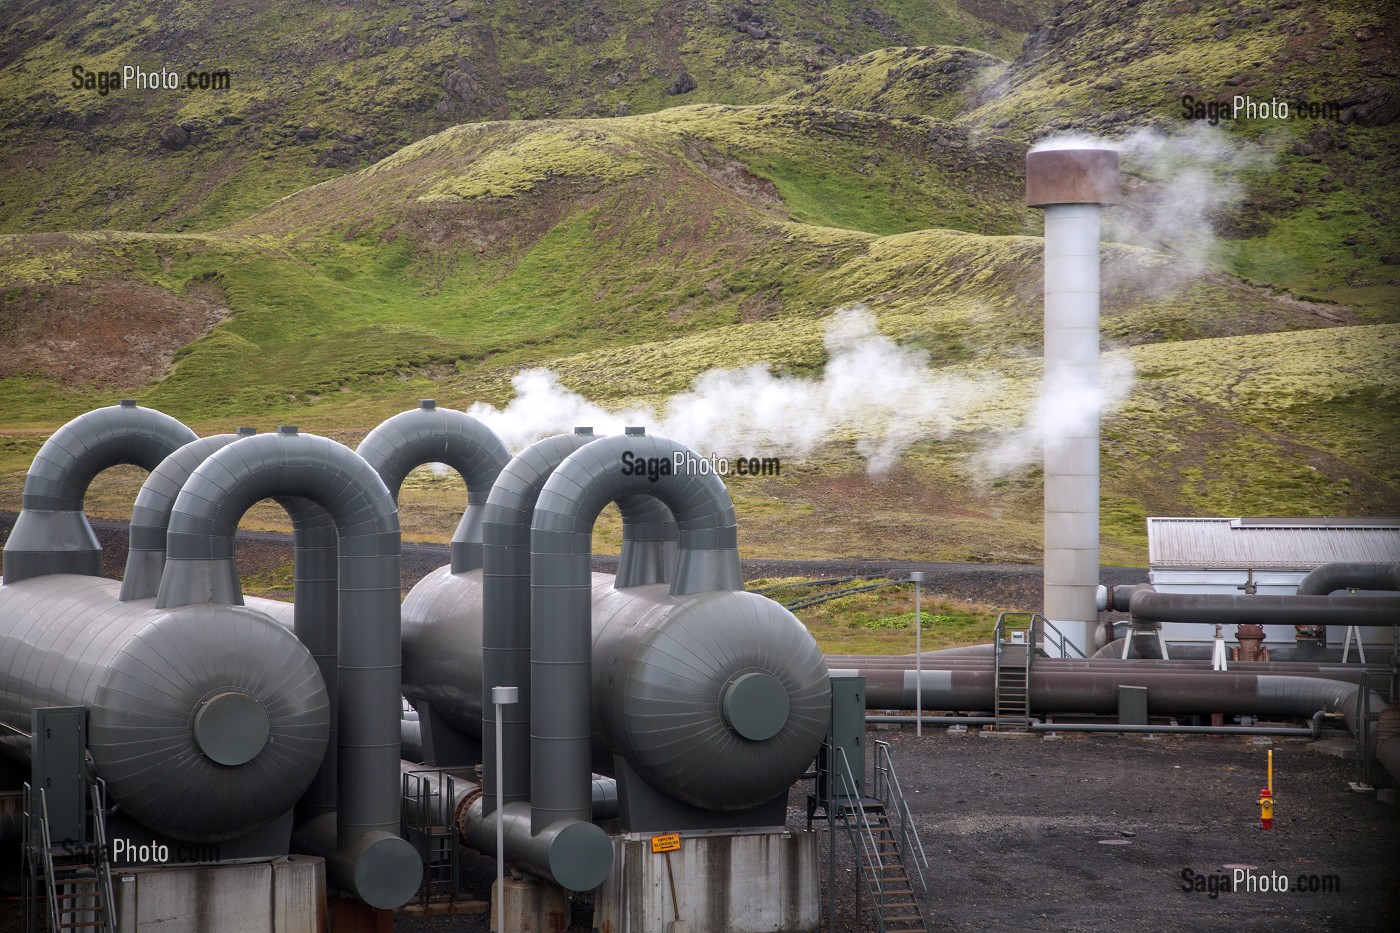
[{"x1": 1146, "y1": 516, "x2": 1400, "y2": 646}]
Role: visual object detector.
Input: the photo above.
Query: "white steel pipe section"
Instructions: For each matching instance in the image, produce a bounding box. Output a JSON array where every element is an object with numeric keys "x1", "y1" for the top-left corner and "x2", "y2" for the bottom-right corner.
[
  {"x1": 1027, "y1": 147, "x2": 1120, "y2": 657},
  {"x1": 1043, "y1": 201, "x2": 1102, "y2": 655}
]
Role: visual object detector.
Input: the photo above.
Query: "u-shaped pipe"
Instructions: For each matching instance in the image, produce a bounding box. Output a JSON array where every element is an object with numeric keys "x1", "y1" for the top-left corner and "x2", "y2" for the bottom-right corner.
[
  {"x1": 356, "y1": 400, "x2": 511, "y2": 573},
  {"x1": 529, "y1": 432, "x2": 742, "y2": 834},
  {"x1": 4, "y1": 400, "x2": 197, "y2": 584},
  {"x1": 155, "y1": 427, "x2": 420, "y2": 909}
]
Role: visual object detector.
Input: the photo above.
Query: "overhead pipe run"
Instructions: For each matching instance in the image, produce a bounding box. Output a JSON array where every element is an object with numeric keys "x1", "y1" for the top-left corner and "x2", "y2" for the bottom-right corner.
[
  {"x1": 1027, "y1": 148, "x2": 1121, "y2": 657},
  {"x1": 155, "y1": 427, "x2": 421, "y2": 909},
  {"x1": 1100, "y1": 585, "x2": 1400, "y2": 628},
  {"x1": 356, "y1": 400, "x2": 511, "y2": 573},
  {"x1": 3, "y1": 400, "x2": 197, "y2": 584},
  {"x1": 1297, "y1": 562, "x2": 1400, "y2": 596}
]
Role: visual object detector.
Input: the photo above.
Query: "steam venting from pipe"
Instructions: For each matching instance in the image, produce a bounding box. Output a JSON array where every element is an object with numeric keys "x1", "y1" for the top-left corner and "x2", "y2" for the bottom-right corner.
[
  {"x1": 1032, "y1": 125, "x2": 1273, "y2": 297},
  {"x1": 975, "y1": 353, "x2": 1134, "y2": 478},
  {"x1": 977, "y1": 125, "x2": 1270, "y2": 479},
  {"x1": 468, "y1": 306, "x2": 993, "y2": 474}
]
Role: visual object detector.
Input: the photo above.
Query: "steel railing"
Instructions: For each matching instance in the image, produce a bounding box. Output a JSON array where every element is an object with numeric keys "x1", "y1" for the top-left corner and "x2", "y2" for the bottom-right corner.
[{"x1": 872, "y1": 740, "x2": 929, "y2": 893}]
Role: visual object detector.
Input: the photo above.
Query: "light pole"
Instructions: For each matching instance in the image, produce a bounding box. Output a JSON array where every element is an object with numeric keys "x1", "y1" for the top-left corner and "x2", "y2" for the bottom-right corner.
[
  {"x1": 492, "y1": 685, "x2": 518, "y2": 932},
  {"x1": 910, "y1": 572, "x2": 926, "y2": 736}
]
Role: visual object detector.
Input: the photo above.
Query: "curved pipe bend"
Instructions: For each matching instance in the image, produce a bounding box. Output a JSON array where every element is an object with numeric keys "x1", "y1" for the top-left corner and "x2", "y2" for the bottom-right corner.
[
  {"x1": 530, "y1": 432, "x2": 743, "y2": 836},
  {"x1": 356, "y1": 401, "x2": 511, "y2": 573},
  {"x1": 478, "y1": 430, "x2": 681, "y2": 817},
  {"x1": 1297, "y1": 562, "x2": 1400, "y2": 596},
  {"x1": 155, "y1": 429, "x2": 416, "y2": 907},
  {"x1": 4, "y1": 401, "x2": 197, "y2": 584}
]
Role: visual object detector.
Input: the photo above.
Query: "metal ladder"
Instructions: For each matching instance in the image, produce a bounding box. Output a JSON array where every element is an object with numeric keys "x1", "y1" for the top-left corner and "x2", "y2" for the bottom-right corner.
[
  {"x1": 994, "y1": 612, "x2": 1033, "y2": 731},
  {"x1": 23, "y1": 780, "x2": 117, "y2": 933},
  {"x1": 867, "y1": 740, "x2": 930, "y2": 932},
  {"x1": 400, "y1": 769, "x2": 462, "y2": 908}
]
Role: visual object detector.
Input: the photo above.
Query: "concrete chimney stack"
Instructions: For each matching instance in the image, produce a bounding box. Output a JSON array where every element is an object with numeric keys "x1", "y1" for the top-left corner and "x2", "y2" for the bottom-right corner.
[{"x1": 1026, "y1": 148, "x2": 1120, "y2": 655}]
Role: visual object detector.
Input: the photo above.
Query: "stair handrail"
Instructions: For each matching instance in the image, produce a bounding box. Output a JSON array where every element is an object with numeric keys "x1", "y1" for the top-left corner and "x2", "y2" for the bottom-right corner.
[
  {"x1": 22, "y1": 783, "x2": 37, "y2": 933},
  {"x1": 873, "y1": 740, "x2": 930, "y2": 893},
  {"x1": 1032, "y1": 612, "x2": 1086, "y2": 660},
  {"x1": 88, "y1": 778, "x2": 117, "y2": 932},
  {"x1": 37, "y1": 787, "x2": 62, "y2": 933},
  {"x1": 834, "y1": 744, "x2": 887, "y2": 929}
]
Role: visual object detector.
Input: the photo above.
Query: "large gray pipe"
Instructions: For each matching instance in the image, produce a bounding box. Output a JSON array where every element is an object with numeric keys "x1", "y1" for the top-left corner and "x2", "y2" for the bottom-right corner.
[
  {"x1": 477, "y1": 427, "x2": 679, "y2": 818},
  {"x1": 355, "y1": 400, "x2": 511, "y2": 573},
  {"x1": 857, "y1": 666, "x2": 1400, "y2": 787},
  {"x1": 121, "y1": 430, "x2": 255, "y2": 601},
  {"x1": 848, "y1": 667, "x2": 1385, "y2": 724},
  {"x1": 480, "y1": 428, "x2": 600, "y2": 815},
  {"x1": 1124, "y1": 591, "x2": 1400, "y2": 627},
  {"x1": 0, "y1": 574, "x2": 329, "y2": 842},
  {"x1": 1026, "y1": 149, "x2": 1120, "y2": 656},
  {"x1": 3, "y1": 401, "x2": 197, "y2": 584},
  {"x1": 118, "y1": 429, "x2": 344, "y2": 821},
  {"x1": 1297, "y1": 562, "x2": 1400, "y2": 595},
  {"x1": 155, "y1": 427, "x2": 420, "y2": 909},
  {"x1": 530, "y1": 431, "x2": 746, "y2": 834}
]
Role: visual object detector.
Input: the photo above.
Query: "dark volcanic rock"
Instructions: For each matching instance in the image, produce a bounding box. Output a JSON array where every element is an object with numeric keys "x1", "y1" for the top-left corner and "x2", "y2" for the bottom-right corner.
[
  {"x1": 158, "y1": 123, "x2": 190, "y2": 149},
  {"x1": 667, "y1": 70, "x2": 696, "y2": 95}
]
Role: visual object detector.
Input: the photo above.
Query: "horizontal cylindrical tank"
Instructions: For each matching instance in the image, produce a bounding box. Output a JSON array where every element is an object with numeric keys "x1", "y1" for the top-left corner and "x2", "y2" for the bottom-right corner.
[
  {"x1": 403, "y1": 571, "x2": 828, "y2": 811},
  {"x1": 0, "y1": 574, "x2": 330, "y2": 843}
]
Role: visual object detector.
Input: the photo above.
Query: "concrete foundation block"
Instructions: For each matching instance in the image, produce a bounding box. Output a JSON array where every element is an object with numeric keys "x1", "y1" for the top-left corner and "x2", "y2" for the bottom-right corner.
[
  {"x1": 114, "y1": 855, "x2": 326, "y2": 933},
  {"x1": 491, "y1": 876, "x2": 569, "y2": 932},
  {"x1": 594, "y1": 829, "x2": 818, "y2": 933}
]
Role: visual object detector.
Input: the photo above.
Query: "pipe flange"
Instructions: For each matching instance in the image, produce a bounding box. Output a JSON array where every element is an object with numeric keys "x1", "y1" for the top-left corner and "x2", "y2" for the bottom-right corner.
[
  {"x1": 193, "y1": 690, "x2": 271, "y2": 766},
  {"x1": 721, "y1": 671, "x2": 791, "y2": 741}
]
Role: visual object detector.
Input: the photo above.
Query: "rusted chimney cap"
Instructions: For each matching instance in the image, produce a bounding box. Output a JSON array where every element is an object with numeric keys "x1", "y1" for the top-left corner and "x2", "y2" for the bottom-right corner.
[{"x1": 1025, "y1": 148, "x2": 1120, "y2": 208}]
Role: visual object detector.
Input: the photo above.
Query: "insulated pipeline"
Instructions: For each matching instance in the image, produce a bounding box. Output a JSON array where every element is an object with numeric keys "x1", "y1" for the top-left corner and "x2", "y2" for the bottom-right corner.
[
  {"x1": 529, "y1": 432, "x2": 746, "y2": 834},
  {"x1": 155, "y1": 428, "x2": 419, "y2": 908},
  {"x1": 356, "y1": 401, "x2": 511, "y2": 574},
  {"x1": 3, "y1": 401, "x2": 197, "y2": 584}
]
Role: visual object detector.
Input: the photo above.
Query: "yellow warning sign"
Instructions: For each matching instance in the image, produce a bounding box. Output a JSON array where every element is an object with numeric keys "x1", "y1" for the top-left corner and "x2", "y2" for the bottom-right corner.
[{"x1": 651, "y1": 833, "x2": 680, "y2": 853}]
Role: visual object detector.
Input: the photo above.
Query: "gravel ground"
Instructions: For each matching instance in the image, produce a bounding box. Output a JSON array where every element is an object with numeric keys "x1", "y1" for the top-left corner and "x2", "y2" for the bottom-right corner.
[{"x1": 391, "y1": 727, "x2": 1398, "y2": 933}]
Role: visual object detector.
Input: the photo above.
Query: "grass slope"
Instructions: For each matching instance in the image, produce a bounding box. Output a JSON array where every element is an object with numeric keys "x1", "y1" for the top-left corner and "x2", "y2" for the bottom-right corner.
[
  {"x1": 0, "y1": 0, "x2": 1049, "y2": 233},
  {"x1": 1, "y1": 1, "x2": 1396, "y2": 573}
]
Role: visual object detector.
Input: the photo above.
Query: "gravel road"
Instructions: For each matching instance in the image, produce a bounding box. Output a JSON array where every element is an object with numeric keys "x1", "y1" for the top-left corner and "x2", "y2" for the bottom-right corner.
[{"x1": 0, "y1": 513, "x2": 1148, "y2": 608}]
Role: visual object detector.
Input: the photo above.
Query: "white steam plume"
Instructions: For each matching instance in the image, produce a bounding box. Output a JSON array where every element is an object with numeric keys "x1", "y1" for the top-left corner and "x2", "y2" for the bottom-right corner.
[
  {"x1": 974, "y1": 351, "x2": 1136, "y2": 478},
  {"x1": 1032, "y1": 124, "x2": 1273, "y2": 297},
  {"x1": 467, "y1": 306, "x2": 994, "y2": 474}
]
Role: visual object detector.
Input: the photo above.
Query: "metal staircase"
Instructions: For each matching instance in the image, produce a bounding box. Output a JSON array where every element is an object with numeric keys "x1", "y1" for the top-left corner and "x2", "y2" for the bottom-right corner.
[
  {"x1": 994, "y1": 612, "x2": 1032, "y2": 731},
  {"x1": 23, "y1": 780, "x2": 117, "y2": 933},
  {"x1": 809, "y1": 739, "x2": 930, "y2": 932}
]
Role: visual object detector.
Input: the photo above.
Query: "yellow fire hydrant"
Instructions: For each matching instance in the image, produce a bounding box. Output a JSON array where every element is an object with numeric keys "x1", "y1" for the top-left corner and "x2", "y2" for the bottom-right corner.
[{"x1": 1257, "y1": 749, "x2": 1275, "y2": 829}]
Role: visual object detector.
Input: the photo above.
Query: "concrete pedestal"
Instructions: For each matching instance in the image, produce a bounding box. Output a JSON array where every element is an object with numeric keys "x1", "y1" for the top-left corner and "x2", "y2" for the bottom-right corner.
[
  {"x1": 113, "y1": 856, "x2": 326, "y2": 932},
  {"x1": 594, "y1": 829, "x2": 819, "y2": 933},
  {"x1": 490, "y1": 875, "x2": 569, "y2": 932}
]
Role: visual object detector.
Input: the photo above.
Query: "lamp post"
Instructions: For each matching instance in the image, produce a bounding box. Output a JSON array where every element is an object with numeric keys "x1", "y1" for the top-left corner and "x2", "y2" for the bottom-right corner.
[
  {"x1": 491, "y1": 685, "x2": 518, "y2": 932},
  {"x1": 910, "y1": 572, "x2": 926, "y2": 736}
]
